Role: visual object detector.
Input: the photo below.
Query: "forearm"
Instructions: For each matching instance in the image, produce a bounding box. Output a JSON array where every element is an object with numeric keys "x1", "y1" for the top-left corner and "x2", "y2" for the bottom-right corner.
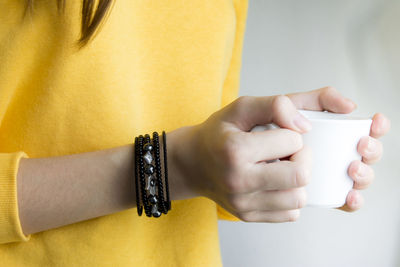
[{"x1": 17, "y1": 126, "x2": 198, "y2": 236}]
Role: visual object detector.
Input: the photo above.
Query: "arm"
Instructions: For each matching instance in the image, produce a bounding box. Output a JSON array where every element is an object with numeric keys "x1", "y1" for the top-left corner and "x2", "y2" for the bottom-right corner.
[
  {"x1": 17, "y1": 86, "x2": 388, "y2": 238},
  {"x1": 17, "y1": 126, "x2": 198, "y2": 236}
]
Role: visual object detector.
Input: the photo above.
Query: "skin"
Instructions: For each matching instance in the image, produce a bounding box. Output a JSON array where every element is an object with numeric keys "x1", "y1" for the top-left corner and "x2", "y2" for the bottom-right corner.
[
  {"x1": 17, "y1": 86, "x2": 390, "y2": 236},
  {"x1": 17, "y1": 131, "x2": 195, "y2": 236}
]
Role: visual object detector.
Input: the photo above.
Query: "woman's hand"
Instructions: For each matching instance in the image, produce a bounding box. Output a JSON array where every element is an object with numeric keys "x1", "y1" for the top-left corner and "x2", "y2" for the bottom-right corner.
[
  {"x1": 176, "y1": 94, "x2": 313, "y2": 222},
  {"x1": 175, "y1": 86, "x2": 390, "y2": 223},
  {"x1": 285, "y1": 86, "x2": 391, "y2": 212}
]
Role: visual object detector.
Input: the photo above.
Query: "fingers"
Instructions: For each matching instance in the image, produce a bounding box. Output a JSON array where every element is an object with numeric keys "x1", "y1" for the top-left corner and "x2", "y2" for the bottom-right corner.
[
  {"x1": 337, "y1": 190, "x2": 364, "y2": 212},
  {"x1": 220, "y1": 95, "x2": 312, "y2": 133},
  {"x1": 348, "y1": 160, "x2": 375, "y2": 190},
  {"x1": 338, "y1": 113, "x2": 389, "y2": 213},
  {"x1": 242, "y1": 145, "x2": 312, "y2": 192},
  {"x1": 357, "y1": 136, "x2": 383, "y2": 164},
  {"x1": 234, "y1": 188, "x2": 307, "y2": 212},
  {"x1": 286, "y1": 86, "x2": 356, "y2": 113},
  {"x1": 237, "y1": 209, "x2": 301, "y2": 223},
  {"x1": 370, "y1": 113, "x2": 391, "y2": 139},
  {"x1": 237, "y1": 128, "x2": 303, "y2": 163}
]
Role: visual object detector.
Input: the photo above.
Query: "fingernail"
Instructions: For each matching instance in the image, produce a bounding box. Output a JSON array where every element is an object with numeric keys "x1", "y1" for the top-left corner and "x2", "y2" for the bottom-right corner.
[
  {"x1": 345, "y1": 98, "x2": 357, "y2": 108},
  {"x1": 366, "y1": 138, "x2": 376, "y2": 153},
  {"x1": 356, "y1": 162, "x2": 366, "y2": 179},
  {"x1": 293, "y1": 113, "x2": 312, "y2": 132},
  {"x1": 352, "y1": 195, "x2": 358, "y2": 206}
]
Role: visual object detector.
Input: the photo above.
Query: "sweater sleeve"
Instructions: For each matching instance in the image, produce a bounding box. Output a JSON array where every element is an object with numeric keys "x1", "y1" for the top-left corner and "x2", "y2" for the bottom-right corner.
[
  {"x1": 216, "y1": 204, "x2": 241, "y2": 221},
  {"x1": 0, "y1": 151, "x2": 31, "y2": 244}
]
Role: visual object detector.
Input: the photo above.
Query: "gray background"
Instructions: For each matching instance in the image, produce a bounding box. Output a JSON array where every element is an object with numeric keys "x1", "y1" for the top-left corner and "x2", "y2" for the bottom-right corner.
[{"x1": 218, "y1": 0, "x2": 400, "y2": 266}]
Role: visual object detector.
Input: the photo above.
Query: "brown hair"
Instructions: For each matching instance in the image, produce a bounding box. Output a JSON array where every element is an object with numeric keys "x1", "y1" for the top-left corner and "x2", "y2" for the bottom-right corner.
[{"x1": 24, "y1": 0, "x2": 113, "y2": 49}]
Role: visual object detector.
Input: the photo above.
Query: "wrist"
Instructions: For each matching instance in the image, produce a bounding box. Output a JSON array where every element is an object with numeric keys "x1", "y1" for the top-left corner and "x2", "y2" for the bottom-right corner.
[{"x1": 166, "y1": 125, "x2": 203, "y2": 200}]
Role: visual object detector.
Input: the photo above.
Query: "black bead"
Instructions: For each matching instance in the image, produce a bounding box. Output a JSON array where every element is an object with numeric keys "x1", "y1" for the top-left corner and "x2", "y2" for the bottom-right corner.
[
  {"x1": 138, "y1": 135, "x2": 150, "y2": 216},
  {"x1": 150, "y1": 178, "x2": 156, "y2": 186},
  {"x1": 152, "y1": 132, "x2": 165, "y2": 213},
  {"x1": 145, "y1": 165, "x2": 154, "y2": 174},
  {"x1": 145, "y1": 209, "x2": 152, "y2": 217},
  {"x1": 148, "y1": 194, "x2": 158, "y2": 204},
  {"x1": 143, "y1": 143, "x2": 153, "y2": 152},
  {"x1": 165, "y1": 201, "x2": 170, "y2": 211},
  {"x1": 152, "y1": 210, "x2": 162, "y2": 218}
]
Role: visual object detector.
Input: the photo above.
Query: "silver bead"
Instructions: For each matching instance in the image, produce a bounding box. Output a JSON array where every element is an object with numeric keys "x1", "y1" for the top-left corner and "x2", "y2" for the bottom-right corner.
[
  {"x1": 151, "y1": 203, "x2": 158, "y2": 213},
  {"x1": 151, "y1": 203, "x2": 161, "y2": 217},
  {"x1": 145, "y1": 175, "x2": 153, "y2": 190},
  {"x1": 143, "y1": 151, "x2": 153, "y2": 164},
  {"x1": 149, "y1": 184, "x2": 156, "y2": 195}
]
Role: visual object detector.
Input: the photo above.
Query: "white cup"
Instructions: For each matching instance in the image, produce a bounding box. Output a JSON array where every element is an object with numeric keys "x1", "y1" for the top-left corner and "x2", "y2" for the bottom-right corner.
[{"x1": 250, "y1": 109, "x2": 372, "y2": 208}]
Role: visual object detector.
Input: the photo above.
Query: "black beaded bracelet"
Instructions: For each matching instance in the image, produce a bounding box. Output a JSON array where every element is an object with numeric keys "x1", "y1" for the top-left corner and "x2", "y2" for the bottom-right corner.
[
  {"x1": 162, "y1": 131, "x2": 171, "y2": 212},
  {"x1": 138, "y1": 135, "x2": 151, "y2": 217},
  {"x1": 153, "y1": 132, "x2": 166, "y2": 214},
  {"x1": 134, "y1": 136, "x2": 143, "y2": 216},
  {"x1": 135, "y1": 131, "x2": 170, "y2": 217},
  {"x1": 145, "y1": 134, "x2": 161, "y2": 217}
]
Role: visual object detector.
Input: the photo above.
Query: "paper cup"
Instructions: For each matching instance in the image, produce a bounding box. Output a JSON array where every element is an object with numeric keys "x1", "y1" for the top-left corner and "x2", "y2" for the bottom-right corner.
[{"x1": 250, "y1": 109, "x2": 372, "y2": 208}]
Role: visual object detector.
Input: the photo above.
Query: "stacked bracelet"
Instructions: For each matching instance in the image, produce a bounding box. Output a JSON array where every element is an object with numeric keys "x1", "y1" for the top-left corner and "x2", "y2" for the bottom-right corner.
[
  {"x1": 162, "y1": 131, "x2": 171, "y2": 212},
  {"x1": 135, "y1": 131, "x2": 171, "y2": 217},
  {"x1": 134, "y1": 136, "x2": 143, "y2": 216}
]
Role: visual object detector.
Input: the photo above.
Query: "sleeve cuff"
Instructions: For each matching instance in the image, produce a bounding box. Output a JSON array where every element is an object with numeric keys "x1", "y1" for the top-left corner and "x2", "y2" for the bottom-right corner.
[
  {"x1": 216, "y1": 203, "x2": 241, "y2": 221},
  {"x1": 0, "y1": 151, "x2": 31, "y2": 243}
]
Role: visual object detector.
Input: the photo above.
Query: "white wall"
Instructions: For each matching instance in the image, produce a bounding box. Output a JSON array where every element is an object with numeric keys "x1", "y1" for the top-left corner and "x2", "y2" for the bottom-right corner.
[{"x1": 218, "y1": 0, "x2": 400, "y2": 266}]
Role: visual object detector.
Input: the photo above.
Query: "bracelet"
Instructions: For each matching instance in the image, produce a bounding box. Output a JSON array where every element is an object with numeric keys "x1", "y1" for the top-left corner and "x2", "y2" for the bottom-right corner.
[
  {"x1": 138, "y1": 135, "x2": 151, "y2": 217},
  {"x1": 135, "y1": 131, "x2": 170, "y2": 217},
  {"x1": 162, "y1": 131, "x2": 171, "y2": 212},
  {"x1": 153, "y1": 132, "x2": 166, "y2": 213},
  {"x1": 134, "y1": 136, "x2": 143, "y2": 216}
]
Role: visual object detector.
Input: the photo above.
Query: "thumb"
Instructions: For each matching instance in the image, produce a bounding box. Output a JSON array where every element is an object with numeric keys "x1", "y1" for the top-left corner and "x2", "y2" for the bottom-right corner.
[
  {"x1": 286, "y1": 86, "x2": 357, "y2": 113},
  {"x1": 219, "y1": 95, "x2": 312, "y2": 133}
]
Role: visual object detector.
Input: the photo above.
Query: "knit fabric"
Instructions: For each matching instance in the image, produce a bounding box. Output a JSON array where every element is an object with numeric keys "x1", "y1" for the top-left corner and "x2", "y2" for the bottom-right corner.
[{"x1": 0, "y1": 0, "x2": 247, "y2": 265}]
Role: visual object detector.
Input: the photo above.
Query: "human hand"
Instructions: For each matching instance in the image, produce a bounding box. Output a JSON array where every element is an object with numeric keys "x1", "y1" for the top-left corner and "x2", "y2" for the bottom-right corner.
[
  {"x1": 177, "y1": 94, "x2": 313, "y2": 222},
  {"x1": 285, "y1": 86, "x2": 391, "y2": 212}
]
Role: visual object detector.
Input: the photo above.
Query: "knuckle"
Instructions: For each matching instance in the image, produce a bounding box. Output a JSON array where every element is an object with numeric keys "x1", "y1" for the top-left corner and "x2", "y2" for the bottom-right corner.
[
  {"x1": 236, "y1": 95, "x2": 251, "y2": 104},
  {"x1": 220, "y1": 132, "x2": 242, "y2": 168},
  {"x1": 322, "y1": 86, "x2": 337, "y2": 95},
  {"x1": 234, "y1": 95, "x2": 252, "y2": 114},
  {"x1": 271, "y1": 95, "x2": 290, "y2": 114},
  {"x1": 288, "y1": 209, "x2": 301, "y2": 222}
]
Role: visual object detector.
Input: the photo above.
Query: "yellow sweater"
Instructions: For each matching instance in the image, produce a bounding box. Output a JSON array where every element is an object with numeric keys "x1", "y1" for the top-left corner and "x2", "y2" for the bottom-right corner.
[{"x1": 0, "y1": 0, "x2": 247, "y2": 266}]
